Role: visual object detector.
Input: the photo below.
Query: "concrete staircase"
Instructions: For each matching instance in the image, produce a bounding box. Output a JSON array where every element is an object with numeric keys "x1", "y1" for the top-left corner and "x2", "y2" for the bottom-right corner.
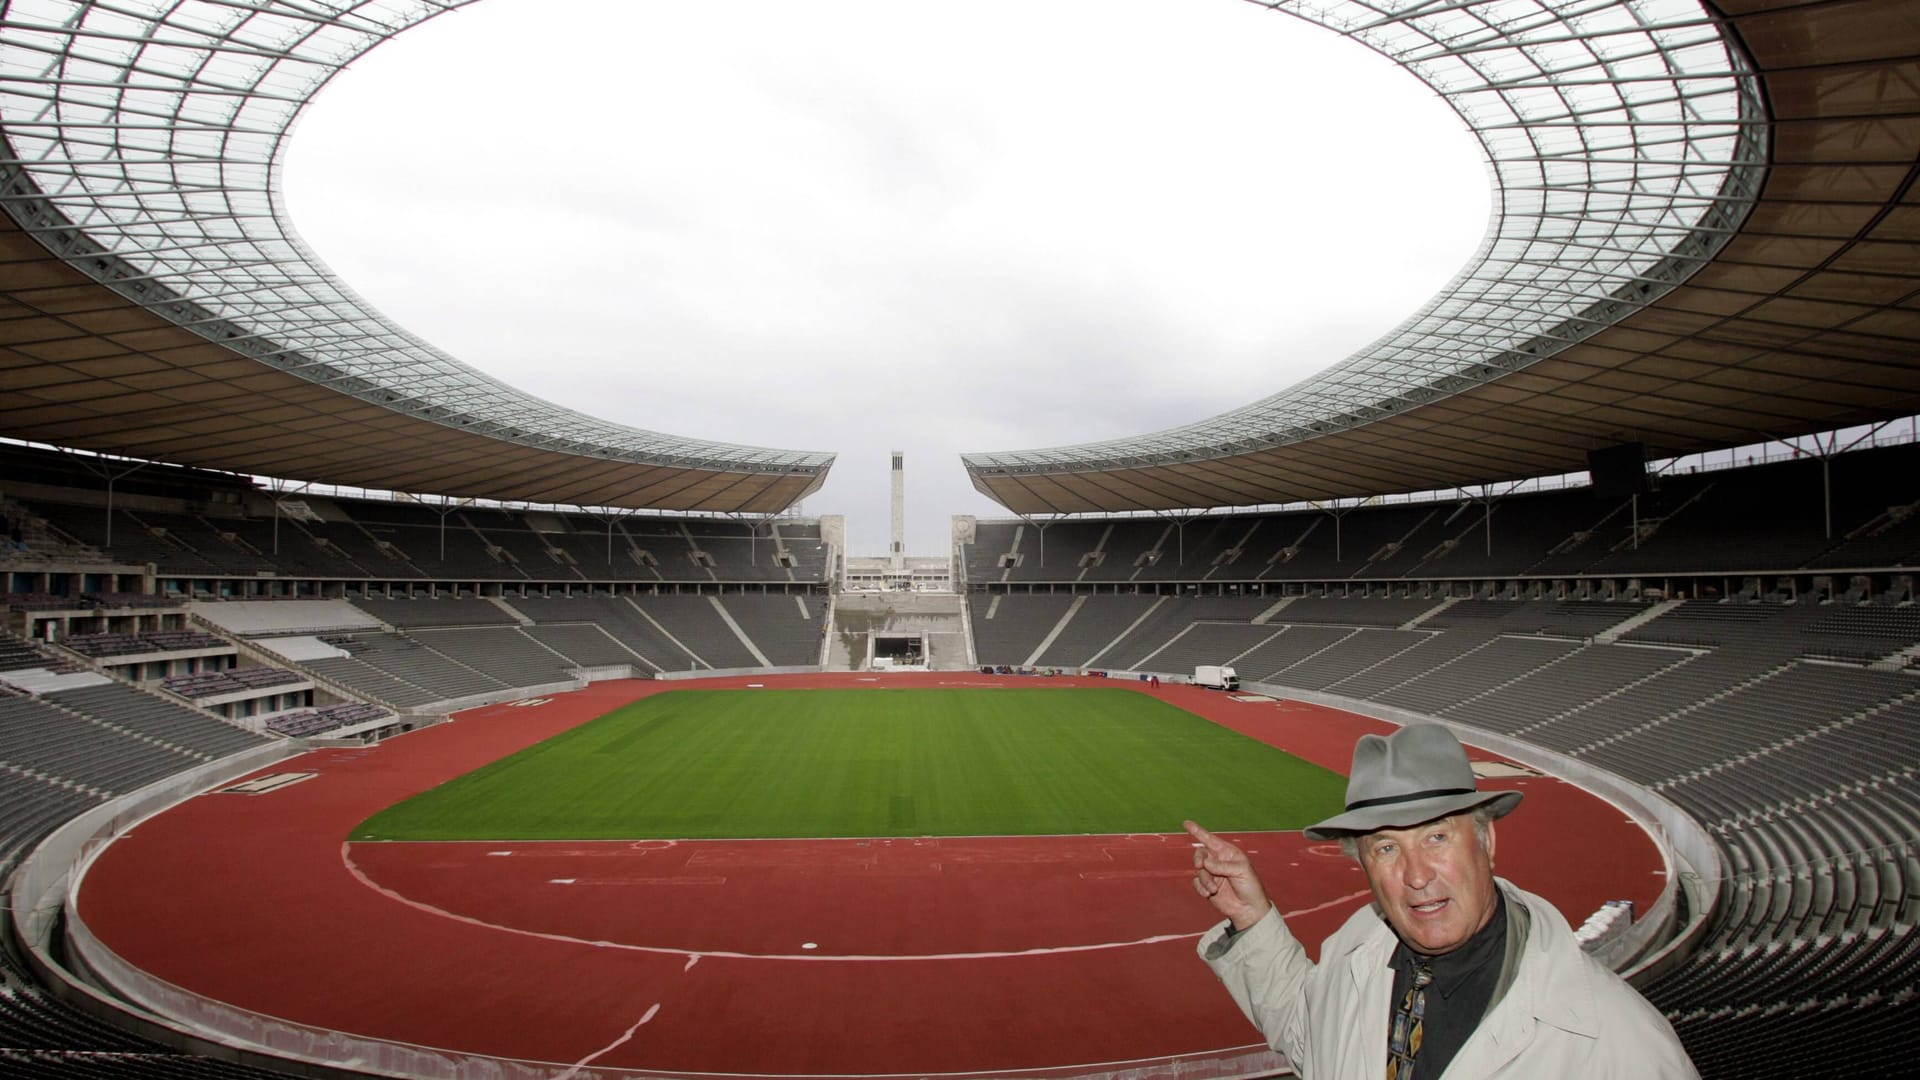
[{"x1": 827, "y1": 592, "x2": 973, "y2": 671}]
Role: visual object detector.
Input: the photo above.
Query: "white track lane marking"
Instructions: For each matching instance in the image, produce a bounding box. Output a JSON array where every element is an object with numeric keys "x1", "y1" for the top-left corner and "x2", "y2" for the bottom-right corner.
[
  {"x1": 554, "y1": 1002, "x2": 659, "y2": 1079},
  {"x1": 340, "y1": 842, "x2": 1368, "y2": 962}
]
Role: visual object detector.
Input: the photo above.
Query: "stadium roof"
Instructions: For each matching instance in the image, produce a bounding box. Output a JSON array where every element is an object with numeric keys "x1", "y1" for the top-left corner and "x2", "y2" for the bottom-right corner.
[
  {"x1": 0, "y1": 0, "x2": 830, "y2": 514},
  {"x1": 965, "y1": 0, "x2": 1920, "y2": 515},
  {"x1": 1, "y1": 3, "x2": 1914, "y2": 521}
]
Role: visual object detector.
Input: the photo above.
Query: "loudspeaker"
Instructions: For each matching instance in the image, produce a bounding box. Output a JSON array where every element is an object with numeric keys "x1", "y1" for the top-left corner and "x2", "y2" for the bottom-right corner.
[{"x1": 1588, "y1": 442, "x2": 1649, "y2": 497}]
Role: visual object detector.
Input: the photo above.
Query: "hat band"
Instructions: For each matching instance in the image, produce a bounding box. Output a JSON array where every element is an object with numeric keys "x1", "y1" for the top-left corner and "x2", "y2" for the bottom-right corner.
[{"x1": 1344, "y1": 786, "x2": 1475, "y2": 812}]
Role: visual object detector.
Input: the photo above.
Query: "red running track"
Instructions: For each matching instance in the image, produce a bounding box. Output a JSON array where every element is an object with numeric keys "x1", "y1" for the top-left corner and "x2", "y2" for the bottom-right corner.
[{"x1": 77, "y1": 673, "x2": 1667, "y2": 1077}]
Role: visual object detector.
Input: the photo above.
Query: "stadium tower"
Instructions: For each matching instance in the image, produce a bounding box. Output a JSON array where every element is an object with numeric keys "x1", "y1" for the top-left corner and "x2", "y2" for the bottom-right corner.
[{"x1": 890, "y1": 451, "x2": 906, "y2": 572}]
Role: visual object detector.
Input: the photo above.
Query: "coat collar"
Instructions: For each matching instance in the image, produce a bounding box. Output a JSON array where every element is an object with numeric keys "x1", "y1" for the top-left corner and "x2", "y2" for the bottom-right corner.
[
  {"x1": 1337, "y1": 880, "x2": 1604, "y2": 1072},
  {"x1": 1455, "y1": 881, "x2": 1604, "y2": 1072}
]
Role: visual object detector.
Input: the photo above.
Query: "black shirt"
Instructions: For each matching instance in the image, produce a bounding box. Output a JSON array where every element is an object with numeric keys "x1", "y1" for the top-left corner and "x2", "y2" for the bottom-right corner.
[{"x1": 1385, "y1": 890, "x2": 1508, "y2": 1079}]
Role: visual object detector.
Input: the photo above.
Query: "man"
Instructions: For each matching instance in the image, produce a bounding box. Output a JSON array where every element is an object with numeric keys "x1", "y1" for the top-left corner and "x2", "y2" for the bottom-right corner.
[{"x1": 1186, "y1": 723, "x2": 1695, "y2": 1079}]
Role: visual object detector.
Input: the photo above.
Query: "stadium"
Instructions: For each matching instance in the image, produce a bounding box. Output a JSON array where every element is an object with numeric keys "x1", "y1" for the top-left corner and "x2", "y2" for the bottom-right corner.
[{"x1": 0, "y1": 0, "x2": 1916, "y2": 1077}]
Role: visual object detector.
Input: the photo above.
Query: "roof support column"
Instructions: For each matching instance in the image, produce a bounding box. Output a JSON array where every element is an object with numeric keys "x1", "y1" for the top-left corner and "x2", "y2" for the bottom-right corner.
[
  {"x1": 64, "y1": 450, "x2": 147, "y2": 551},
  {"x1": 1153, "y1": 508, "x2": 1211, "y2": 568},
  {"x1": 1015, "y1": 515, "x2": 1055, "y2": 569}
]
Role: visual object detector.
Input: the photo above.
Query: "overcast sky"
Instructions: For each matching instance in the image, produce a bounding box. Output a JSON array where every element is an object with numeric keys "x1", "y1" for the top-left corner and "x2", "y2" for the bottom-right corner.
[{"x1": 281, "y1": 0, "x2": 1488, "y2": 558}]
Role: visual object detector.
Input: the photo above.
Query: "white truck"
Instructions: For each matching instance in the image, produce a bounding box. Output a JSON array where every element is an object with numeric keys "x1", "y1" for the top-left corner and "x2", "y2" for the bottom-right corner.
[{"x1": 1193, "y1": 665, "x2": 1239, "y2": 691}]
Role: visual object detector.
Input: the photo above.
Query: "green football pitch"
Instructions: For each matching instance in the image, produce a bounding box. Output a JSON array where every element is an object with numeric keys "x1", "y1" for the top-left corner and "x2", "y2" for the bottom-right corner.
[{"x1": 350, "y1": 688, "x2": 1347, "y2": 841}]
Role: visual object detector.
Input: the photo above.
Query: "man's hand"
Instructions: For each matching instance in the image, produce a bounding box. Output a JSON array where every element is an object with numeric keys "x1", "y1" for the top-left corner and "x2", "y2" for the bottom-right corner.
[{"x1": 1185, "y1": 820, "x2": 1273, "y2": 931}]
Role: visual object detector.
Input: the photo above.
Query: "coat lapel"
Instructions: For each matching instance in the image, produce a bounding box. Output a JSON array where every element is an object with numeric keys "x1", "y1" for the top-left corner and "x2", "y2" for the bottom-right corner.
[
  {"x1": 1452, "y1": 884, "x2": 1601, "y2": 1075},
  {"x1": 1345, "y1": 922, "x2": 1395, "y2": 1076}
]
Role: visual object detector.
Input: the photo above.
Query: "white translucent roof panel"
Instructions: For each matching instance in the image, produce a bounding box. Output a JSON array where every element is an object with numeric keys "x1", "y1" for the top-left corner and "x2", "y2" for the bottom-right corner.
[
  {"x1": 964, "y1": 0, "x2": 1763, "y2": 473},
  {"x1": 0, "y1": 0, "x2": 833, "y2": 475}
]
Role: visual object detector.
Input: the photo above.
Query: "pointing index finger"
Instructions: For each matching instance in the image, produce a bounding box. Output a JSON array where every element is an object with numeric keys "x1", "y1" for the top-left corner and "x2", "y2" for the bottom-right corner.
[{"x1": 1183, "y1": 819, "x2": 1225, "y2": 851}]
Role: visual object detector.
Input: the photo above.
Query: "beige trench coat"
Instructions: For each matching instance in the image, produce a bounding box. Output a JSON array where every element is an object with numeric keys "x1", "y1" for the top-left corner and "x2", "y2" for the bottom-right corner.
[{"x1": 1198, "y1": 879, "x2": 1697, "y2": 1079}]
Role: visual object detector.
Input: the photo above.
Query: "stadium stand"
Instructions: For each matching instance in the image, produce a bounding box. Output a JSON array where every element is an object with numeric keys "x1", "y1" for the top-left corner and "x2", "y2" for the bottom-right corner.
[
  {"x1": 1092, "y1": 594, "x2": 1274, "y2": 670},
  {"x1": 957, "y1": 443, "x2": 1920, "y2": 589},
  {"x1": 682, "y1": 519, "x2": 818, "y2": 584},
  {"x1": 712, "y1": 594, "x2": 826, "y2": 667},
  {"x1": 297, "y1": 632, "x2": 504, "y2": 707},
  {"x1": 518, "y1": 622, "x2": 652, "y2": 669},
  {"x1": 42, "y1": 683, "x2": 265, "y2": 762},
  {"x1": 346, "y1": 501, "x2": 527, "y2": 581},
  {"x1": 1153, "y1": 622, "x2": 1299, "y2": 679},
  {"x1": 967, "y1": 593, "x2": 1076, "y2": 667},
  {"x1": 266, "y1": 702, "x2": 393, "y2": 738},
  {"x1": 62, "y1": 632, "x2": 227, "y2": 659},
  {"x1": 25, "y1": 503, "x2": 226, "y2": 577},
  {"x1": 0, "y1": 670, "x2": 266, "y2": 813},
  {"x1": 349, "y1": 595, "x2": 520, "y2": 628},
  {"x1": 1261, "y1": 627, "x2": 1432, "y2": 690},
  {"x1": 1367, "y1": 635, "x2": 1582, "y2": 714},
  {"x1": 207, "y1": 512, "x2": 394, "y2": 580},
  {"x1": 7, "y1": 431, "x2": 1918, "y2": 1076},
  {"x1": 410, "y1": 627, "x2": 576, "y2": 687},
  {"x1": 1033, "y1": 594, "x2": 1160, "y2": 668},
  {"x1": 627, "y1": 594, "x2": 761, "y2": 670},
  {"x1": 3, "y1": 594, "x2": 81, "y2": 614},
  {"x1": 160, "y1": 668, "x2": 303, "y2": 697},
  {"x1": 0, "y1": 632, "x2": 50, "y2": 673},
  {"x1": 505, "y1": 595, "x2": 689, "y2": 671},
  {"x1": 0, "y1": 692, "x2": 199, "y2": 796},
  {"x1": 1332, "y1": 631, "x2": 1524, "y2": 704},
  {"x1": 2, "y1": 444, "x2": 834, "y2": 597},
  {"x1": 16, "y1": 441, "x2": 1910, "y2": 613}
]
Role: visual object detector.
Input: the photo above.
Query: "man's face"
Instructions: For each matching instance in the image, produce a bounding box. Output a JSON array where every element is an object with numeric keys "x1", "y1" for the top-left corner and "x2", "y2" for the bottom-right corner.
[{"x1": 1355, "y1": 812, "x2": 1498, "y2": 957}]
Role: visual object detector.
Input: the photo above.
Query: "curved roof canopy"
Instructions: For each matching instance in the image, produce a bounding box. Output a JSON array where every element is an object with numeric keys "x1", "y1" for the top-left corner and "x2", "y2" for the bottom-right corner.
[
  {"x1": 2, "y1": 1, "x2": 1916, "y2": 520},
  {"x1": 0, "y1": 0, "x2": 831, "y2": 514},
  {"x1": 966, "y1": 0, "x2": 1920, "y2": 514}
]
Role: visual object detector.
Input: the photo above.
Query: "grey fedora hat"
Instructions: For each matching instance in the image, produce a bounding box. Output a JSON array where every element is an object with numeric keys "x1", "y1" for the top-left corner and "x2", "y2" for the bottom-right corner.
[{"x1": 1303, "y1": 724, "x2": 1523, "y2": 840}]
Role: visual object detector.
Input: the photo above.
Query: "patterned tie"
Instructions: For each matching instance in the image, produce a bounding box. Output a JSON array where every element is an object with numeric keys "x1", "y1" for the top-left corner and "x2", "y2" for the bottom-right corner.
[{"x1": 1386, "y1": 962, "x2": 1432, "y2": 1080}]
